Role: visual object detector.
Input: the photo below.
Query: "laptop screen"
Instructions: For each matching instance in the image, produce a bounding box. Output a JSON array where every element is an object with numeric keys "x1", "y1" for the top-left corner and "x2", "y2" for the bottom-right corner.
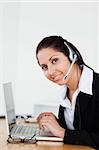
[{"x1": 3, "y1": 82, "x2": 16, "y2": 130}]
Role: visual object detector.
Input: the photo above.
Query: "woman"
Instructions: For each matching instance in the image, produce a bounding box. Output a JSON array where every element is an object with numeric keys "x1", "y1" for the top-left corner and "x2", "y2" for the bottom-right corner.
[{"x1": 35, "y1": 35, "x2": 99, "y2": 148}]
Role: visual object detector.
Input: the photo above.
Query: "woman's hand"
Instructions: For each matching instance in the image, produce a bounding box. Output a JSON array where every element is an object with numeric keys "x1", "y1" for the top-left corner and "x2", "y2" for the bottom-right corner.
[
  {"x1": 37, "y1": 112, "x2": 56, "y2": 122},
  {"x1": 37, "y1": 112, "x2": 65, "y2": 138}
]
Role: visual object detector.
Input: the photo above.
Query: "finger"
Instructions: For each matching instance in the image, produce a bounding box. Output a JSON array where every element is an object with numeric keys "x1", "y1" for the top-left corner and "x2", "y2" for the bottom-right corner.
[
  {"x1": 39, "y1": 117, "x2": 51, "y2": 128},
  {"x1": 37, "y1": 112, "x2": 53, "y2": 122},
  {"x1": 39, "y1": 124, "x2": 45, "y2": 130},
  {"x1": 37, "y1": 113, "x2": 45, "y2": 122},
  {"x1": 39, "y1": 116, "x2": 53, "y2": 125}
]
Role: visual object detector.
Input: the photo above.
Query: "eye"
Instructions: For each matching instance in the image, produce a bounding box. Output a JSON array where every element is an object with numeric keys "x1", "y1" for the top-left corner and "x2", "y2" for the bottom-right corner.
[
  {"x1": 51, "y1": 58, "x2": 59, "y2": 64},
  {"x1": 41, "y1": 65, "x2": 48, "y2": 71}
]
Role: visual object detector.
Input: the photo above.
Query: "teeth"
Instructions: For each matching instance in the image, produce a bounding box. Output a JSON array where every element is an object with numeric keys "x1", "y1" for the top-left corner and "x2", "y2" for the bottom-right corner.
[
  {"x1": 51, "y1": 73, "x2": 62, "y2": 82},
  {"x1": 55, "y1": 76, "x2": 59, "y2": 80},
  {"x1": 54, "y1": 75, "x2": 61, "y2": 81}
]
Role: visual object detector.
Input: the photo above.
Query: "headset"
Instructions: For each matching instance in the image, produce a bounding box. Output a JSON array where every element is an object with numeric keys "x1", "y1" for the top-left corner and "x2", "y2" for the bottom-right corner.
[{"x1": 63, "y1": 41, "x2": 77, "y2": 81}]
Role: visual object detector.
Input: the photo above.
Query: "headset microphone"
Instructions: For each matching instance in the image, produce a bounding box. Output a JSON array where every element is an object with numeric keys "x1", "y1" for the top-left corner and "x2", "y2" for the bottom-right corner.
[{"x1": 63, "y1": 54, "x2": 77, "y2": 81}]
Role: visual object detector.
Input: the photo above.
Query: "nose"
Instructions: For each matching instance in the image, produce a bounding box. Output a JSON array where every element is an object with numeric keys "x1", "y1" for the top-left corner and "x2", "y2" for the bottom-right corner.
[{"x1": 47, "y1": 65, "x2": 55, "y2": 77}]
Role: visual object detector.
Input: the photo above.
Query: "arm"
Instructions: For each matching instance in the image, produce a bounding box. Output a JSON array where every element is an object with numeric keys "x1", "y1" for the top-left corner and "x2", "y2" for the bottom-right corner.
[
  {"x1": 63, "y1": 129, "x2": 99, "y2": 148},
  {"x1": 58, "y1": 105, "x2": 99, "y2": 148}
]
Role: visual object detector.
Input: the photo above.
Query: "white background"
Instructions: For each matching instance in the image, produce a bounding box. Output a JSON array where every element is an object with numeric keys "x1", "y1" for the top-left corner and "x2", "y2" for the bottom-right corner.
[{"x1": 0, "y1": 1, "x2": 99, "y2": 116}]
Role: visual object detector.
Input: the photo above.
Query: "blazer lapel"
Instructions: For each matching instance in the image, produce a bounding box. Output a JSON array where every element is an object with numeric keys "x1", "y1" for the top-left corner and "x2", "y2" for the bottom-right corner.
[{"x1": 73, "y1": 92, "x2": 92, "y2": 130}]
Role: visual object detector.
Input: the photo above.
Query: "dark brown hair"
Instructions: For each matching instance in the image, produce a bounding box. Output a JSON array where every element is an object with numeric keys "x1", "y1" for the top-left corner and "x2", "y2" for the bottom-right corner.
[{"x1": 36, "y1": 35, "x2": 85, "y2": 66}]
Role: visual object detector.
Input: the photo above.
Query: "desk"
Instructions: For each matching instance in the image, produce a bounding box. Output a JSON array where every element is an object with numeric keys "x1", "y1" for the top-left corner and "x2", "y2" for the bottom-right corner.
[{"x1": 0, "y1": 119, "x2": 94, "y2": 150}]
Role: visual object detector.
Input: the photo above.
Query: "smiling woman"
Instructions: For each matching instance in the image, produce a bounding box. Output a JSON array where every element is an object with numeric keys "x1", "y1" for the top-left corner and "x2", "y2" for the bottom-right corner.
[
  {"x1": 37, "y1": 48, "x2": 70, "y2": 85},
  {"x1": 35, "y1": 35, "x2": 99, "y2": 148}
]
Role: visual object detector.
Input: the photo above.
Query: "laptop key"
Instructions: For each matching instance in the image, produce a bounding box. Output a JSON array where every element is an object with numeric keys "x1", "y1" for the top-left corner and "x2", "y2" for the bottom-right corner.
[{"x1": 11, "y1": 125, "x2": 36, "y2": 137}]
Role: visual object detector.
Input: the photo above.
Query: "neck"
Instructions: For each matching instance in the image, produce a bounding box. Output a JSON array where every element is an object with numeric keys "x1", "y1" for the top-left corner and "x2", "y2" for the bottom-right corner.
[{"x1": 66, "y1": 64, "x2": 82, "y2": 92}]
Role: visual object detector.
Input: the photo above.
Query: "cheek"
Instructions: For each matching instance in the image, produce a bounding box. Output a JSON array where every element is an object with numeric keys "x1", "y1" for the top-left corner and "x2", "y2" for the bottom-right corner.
[
  {"x1": 58, "y1": 63, "x2": 67, "y2": 74},
  {"x1": 44, "y1": 72, "x2": 53, "y2": 82},
  {"x1": 56, "y1": 65, "x2": 70, "y2": 80},
  {"x1": 44, "y1": 72, "x2": 50, "y2": 79}
]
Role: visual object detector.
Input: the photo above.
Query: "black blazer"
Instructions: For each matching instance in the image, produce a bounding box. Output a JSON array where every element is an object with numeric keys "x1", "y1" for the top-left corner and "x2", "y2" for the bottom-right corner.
[{"x1": 58, "y1": 71, "x2": 99, "y2": 148}]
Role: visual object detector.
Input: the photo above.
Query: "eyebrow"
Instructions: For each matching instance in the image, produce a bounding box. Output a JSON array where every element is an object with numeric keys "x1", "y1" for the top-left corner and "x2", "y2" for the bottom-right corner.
[{"x1": 39, "y1": 55, "x2": 58, "y2": 66}]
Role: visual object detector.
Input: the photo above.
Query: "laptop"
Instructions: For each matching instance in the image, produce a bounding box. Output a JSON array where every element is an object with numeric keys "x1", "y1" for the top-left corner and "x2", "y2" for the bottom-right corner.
[
  {"x1": 3, "y1": 82, "x2": 38, "y2": 142},
  {"x1": 3, "y1": 82, "x2": 63, "y2": 143}
]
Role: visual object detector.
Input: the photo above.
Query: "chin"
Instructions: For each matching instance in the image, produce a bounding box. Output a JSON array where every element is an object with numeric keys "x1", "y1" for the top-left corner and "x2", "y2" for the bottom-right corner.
[
  {"x1": 55, "y1": 81, "x2": 65, "y2": 86},
  {"x1": 51, "y1": 79, "x2": 65, "y2": 86},
  {"x1": 58, "y1": 83, "x2": 65, "y2": 86}
]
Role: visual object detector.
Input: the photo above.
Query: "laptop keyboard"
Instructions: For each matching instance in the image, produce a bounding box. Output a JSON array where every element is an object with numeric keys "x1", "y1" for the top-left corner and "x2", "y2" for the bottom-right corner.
[{"x1": 11, "y1": 124, "x2": 37, "y2": 137}]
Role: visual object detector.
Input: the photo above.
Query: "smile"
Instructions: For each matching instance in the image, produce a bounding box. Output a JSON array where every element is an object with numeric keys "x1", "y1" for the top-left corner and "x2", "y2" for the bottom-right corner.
[{"x1": 52, "y1": 74, "x2": 63, "y2": 82}]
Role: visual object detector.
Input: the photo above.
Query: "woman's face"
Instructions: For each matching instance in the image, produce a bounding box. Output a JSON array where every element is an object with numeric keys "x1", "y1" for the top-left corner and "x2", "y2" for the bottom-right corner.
[{"x1": 37, "y1": 48, "x2": 71, "y2": 85}]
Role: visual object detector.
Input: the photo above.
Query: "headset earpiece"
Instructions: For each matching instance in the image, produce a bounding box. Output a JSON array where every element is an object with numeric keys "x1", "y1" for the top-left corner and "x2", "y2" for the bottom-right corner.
[{"x1": 64, "y1": 41, "x2": 77, "y2": 62}]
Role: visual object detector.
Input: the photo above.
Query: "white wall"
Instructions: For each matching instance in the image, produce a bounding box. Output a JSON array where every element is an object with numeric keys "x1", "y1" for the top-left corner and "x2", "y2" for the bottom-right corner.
[
  {"x1": 0, "y1": 4, "x2": 3, "y2": 116},
  {"x1": 0, "y1": 2, "x2": 20, "y2": 115},
  {"x1": 0, "y1": 1, "x2": 99, "y2": 116}
]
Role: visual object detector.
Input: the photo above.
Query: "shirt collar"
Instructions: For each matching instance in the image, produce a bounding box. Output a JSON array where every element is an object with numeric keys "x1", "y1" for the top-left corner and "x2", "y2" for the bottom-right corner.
[{"x1": 78, "y1": 65, "x2": 93, "y2": 95}]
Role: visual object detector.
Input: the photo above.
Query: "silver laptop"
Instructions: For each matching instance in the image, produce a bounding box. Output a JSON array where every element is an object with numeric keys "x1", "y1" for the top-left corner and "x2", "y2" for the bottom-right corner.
[
  {"x1": 3, "y1": 82, "x2": 63, "y2": 143},
  {"x1": 3, "y1": 82, "x2": 38, "y2": 141}
]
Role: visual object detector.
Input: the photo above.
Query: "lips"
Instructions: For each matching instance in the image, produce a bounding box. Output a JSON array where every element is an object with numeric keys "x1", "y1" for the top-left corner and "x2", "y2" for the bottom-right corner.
[{"x1": 52, "y1": 74, "x2": 63, "y2": 82}]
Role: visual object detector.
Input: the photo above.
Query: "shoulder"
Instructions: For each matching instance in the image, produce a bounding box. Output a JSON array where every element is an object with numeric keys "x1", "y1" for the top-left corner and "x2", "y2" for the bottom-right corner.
[
  {"x1": 59, "y1": 105, "x2": 65, "y2": 110},
  {"x1": 93, "y1": 71, "x2": 99, "y2": 85},
  {"x1": 58, "y1": 105, "x2": 65, "y2": 115},
  {"x1": 93, "y1": 71, "x2": 99, "y2": 95}
]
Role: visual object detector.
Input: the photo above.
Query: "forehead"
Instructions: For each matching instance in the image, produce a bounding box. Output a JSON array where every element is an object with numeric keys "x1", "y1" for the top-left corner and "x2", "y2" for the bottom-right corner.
[{"x1": 37, "y1": 48, "x2": 65, "y2": 64}]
